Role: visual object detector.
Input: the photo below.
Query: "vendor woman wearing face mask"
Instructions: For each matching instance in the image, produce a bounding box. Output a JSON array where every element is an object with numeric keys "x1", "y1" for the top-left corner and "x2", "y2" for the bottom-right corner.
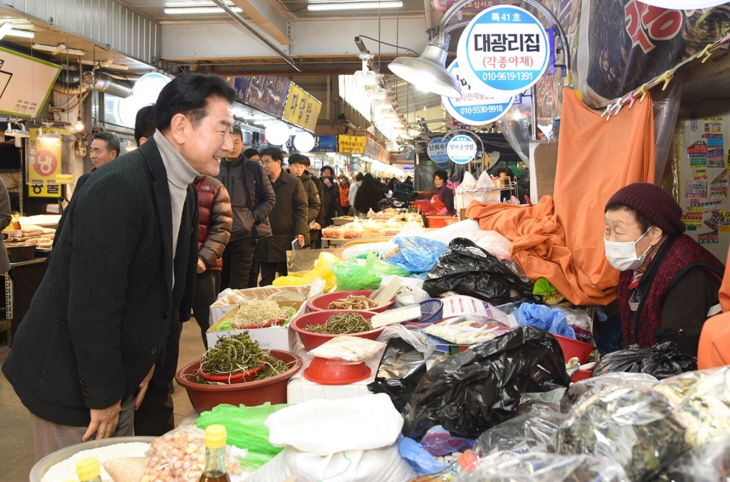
[{"x1": 604, "y1": 183, "x2": 725, "y2": 356}]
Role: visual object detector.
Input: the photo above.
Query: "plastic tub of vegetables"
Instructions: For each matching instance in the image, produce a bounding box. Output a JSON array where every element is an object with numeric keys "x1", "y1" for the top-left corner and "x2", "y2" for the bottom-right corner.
[
  {"x1": 290, "y1": 310, "x2": 383, "y2": 351},
  {"x1": 175, "y1": 333, "x2": 303, "y2": 412},
  {"x1": 307, "y1": 290, "x2": 394, "y2": 313}
]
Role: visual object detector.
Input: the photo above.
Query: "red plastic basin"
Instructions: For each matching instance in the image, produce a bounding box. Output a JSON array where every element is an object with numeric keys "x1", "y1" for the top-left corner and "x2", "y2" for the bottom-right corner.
[
  {"x1": 426, "y1": 215, "x2": 459, "y2": 228},
  {"x1": 307, "y1": 290, "x2": 393, "y2": 313},
  {"x1": 198, "y1": 362, "x2": 264, "y2": 384},
  {"x1": 175, "y1": 350, "x2": 302, "y2": 413},
  {"x1": 290, "y1": 310, "x2": 382, "y2": 351},
  {"x1": 303, "y1": 356, "x2": 371, "y2": 385},
  {"x1": 571, "y1": 368, "x2": 594, "y2": 383},
  {"x1": 554, "y1": 334, "x2": 594, "y2": 364}
]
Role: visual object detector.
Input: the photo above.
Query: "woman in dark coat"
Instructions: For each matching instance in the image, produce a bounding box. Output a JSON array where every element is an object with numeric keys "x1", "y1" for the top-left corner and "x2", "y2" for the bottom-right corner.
[{"x1": 354, "y1": 173, "x2": 384, "y2": 214}]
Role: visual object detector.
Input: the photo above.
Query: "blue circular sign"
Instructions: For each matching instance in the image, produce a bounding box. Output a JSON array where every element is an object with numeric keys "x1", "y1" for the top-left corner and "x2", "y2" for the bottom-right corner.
[
  {"x1": 443, "y1": 61, "x2": 514, "y2": 126},
  {"x1": 447, "y1": 135, "x2": 478, "y2": 164},
  {"x1": 457, "y1": 5, "x2": 549, "y2": 96},
  {"x1": 428, "y1": 137, "x2": 451, "y2": 167}
]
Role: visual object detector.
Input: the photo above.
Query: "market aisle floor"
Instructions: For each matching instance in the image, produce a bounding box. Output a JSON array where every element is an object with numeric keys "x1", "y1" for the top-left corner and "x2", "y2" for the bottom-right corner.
[{"x1": 0, "y1": 320, "x2": 206, "y2": 480}]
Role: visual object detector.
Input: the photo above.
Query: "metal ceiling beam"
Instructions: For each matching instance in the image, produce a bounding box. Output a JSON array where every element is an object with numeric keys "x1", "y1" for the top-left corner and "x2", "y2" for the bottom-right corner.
[
  {"x1": 210, "y1": 0, "x2": 301, "y2": 71},
  {"x1": 230, "y1": 0, "x2": 293, "y2": 46}
]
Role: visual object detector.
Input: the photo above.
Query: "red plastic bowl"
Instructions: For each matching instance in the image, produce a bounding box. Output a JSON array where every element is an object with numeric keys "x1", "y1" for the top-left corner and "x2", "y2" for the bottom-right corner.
[
  {"x1": 175, "y1": 350, "x2": 303, "y2": 412},
  {"x1": 303, "y1": 356, "x2": 371, "y2": 385},
  {"x1": 290, "y1": 310, "x2": 383, "y2": 351},
  {"x1": 307, "y1": 290, "x2": 393, "y2": 313},
  {"x1": 554, "y1": 334, "x2": 594, "y2": 364},
  {"x1": 198, "y1": 362, "x2": 264, "y2": 384},
  {"x1": 571, "y1": 368, "x2": 594, "y2": 383}
]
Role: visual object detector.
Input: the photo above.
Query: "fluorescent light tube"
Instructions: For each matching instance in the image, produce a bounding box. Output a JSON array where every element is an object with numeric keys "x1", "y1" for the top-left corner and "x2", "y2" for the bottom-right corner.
[
  {"x1": 308, "y1": 1, "x2": 403, "y2": 10},
  {"x1": 164, "y1": 6, "x2": 243, "y2": 14}
]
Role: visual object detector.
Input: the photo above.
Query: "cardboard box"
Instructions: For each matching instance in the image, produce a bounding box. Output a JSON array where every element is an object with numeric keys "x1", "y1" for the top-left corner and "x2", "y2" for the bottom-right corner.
[{"x1": 206, "y1": 300, "x2": 304, "y2": 351}]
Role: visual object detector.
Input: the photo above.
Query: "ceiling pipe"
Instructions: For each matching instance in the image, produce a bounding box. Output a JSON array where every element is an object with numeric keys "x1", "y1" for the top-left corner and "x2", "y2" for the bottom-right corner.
[
  {"x1": 210, "y1": 0, "x2": 302, "y2": 72},
  {"x1": 53, "y1": 71, "x2": 134, "y2": 98}
]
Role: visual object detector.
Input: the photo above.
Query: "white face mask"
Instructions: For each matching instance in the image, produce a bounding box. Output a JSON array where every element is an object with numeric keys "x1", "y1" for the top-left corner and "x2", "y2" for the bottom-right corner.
[{"x1": 604, "y1": 227, "x2": 653, "y2": 271}]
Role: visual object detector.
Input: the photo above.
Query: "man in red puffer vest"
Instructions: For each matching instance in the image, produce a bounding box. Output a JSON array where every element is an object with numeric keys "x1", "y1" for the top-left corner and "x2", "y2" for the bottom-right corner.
[{"x1": 192, "y1": 175, "x2": 232, "y2": 348}]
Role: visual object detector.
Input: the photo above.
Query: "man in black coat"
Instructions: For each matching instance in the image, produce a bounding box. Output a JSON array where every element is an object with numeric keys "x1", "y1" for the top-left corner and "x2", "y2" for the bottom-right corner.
[
  {"x1": 288, "y1": 153, "x2": 321, "y2": 248},
  {"x1": 320, "y1": 165, "x2": 340, "y2": 226},
  {"x1": 256, "y1": 147, "x2": 308, "y2": 286},
  {"x1": 2, "y1": 73, "x2": 236, "y2": 460}
]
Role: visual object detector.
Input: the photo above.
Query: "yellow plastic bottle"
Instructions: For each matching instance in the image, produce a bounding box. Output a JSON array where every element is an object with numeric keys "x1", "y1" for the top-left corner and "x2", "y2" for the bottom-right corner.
[
  {"x1": 76, "y1": 457, "x2": 102, "y2": 482},
  {"x1": 199, "y1": 424, "x2": 230, "y2": 482}
]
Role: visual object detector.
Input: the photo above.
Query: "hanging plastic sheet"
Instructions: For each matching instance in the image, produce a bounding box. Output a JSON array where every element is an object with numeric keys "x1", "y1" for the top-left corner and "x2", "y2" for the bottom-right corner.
[
  {"x1": 653, "y1": 71, "x2": 682, "y2": 183},
  {"x1": 402, "y1": 326, "x2": 571, "y2": 440},
  {"x1": 423, "y1": 238, "x2": 536, "y2": 305}
]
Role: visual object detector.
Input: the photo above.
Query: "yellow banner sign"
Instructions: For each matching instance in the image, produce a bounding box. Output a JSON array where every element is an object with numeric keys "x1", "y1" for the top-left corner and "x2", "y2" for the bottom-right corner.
[
  {"x1": 282, "y1": 84, "x2": 322, "y2": 132},
  {"x1": 338, "y1": 135, "x2": 367, "y2": 154},
  {"x1": 28, "y1": 128, "x2": 68, "y2": 198}
]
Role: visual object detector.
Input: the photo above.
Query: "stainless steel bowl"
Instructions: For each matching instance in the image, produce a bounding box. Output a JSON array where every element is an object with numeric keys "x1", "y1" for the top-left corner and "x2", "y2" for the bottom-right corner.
[{"x1": 29, "y1": 436, "x2": 156, "y2": 482}]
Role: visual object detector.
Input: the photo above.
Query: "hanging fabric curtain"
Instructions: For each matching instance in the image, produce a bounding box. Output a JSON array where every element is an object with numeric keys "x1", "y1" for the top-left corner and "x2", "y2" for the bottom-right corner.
[{"x1": 467, "y1": 87, "x2": 655, "y2": 305}]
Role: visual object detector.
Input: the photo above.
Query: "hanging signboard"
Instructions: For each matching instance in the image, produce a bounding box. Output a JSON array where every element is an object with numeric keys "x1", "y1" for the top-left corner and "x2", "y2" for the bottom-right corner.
[
  {"x1": 457, "y1": 5, "x2": 549, "y2": 96},
  {"x1": 27, "y1": 128, "x2": 70, "y2": 198},
  {"x1": 364, "y1": 138, "x2": 383, "y2": 160},
  {"x1": 428, "y1": 137, "x2": 451, "y2": 167},
  {"x1": 443, "y1": 61, "x2": 514, "y2": 126},
  {"x1": 447, "y1": 135, "x2": 478, "y2": 164},
  {"x1": 338, "y1": 135, "x2": 367, "y2": 154},
  {"x1": 0, "y1": 48, "x2": 61, "y2": 118},
  {"x1": 233, "y1": 76, "x2": 291, "y2": 119},
  {"x1": 285, "y1": 135, "x2": 337, "y2": 152},
  {"x1": 282, "y1": 84, "x2": 322, "y2": 132}
]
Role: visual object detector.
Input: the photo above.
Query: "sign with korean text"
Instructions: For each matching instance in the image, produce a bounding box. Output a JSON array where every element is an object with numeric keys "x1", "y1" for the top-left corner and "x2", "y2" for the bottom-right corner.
[
  {"x1": 364, "y1": 138, "x2": 383, "y2": 160},
  {"x1": 447, "y1": 135, "x2": 478, "y2": 164},
  {"x1": 27, "y1": 128, "x2": 69, "y2": 198},
  {"x1": 283, "y1": 84, "x2": 322, "y2": 132},
  {"x1": 0, "y1": 48, "x2": 61, "y2": 118},
  {"x1": 428, "y1": 137, "x2": 451, "y2": 167},
  {"x1": 443, "y1": 61, "x2": 514, "y2": 126},
  {"x1": 338, "y1": 135, "x2": 367, "y2": 154},
  {"x1": 286, "y1": 135, "x2": 337, "y2": 153},
  {"x1": 233, "y1": 76, "x2": 290, "y2": 119},
  {"x1": 457, "y1": 5, "x2": 549, "y2": 96}
]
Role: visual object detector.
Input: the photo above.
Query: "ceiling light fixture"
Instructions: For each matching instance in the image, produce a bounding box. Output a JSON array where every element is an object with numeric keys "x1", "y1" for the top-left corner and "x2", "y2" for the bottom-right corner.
[
  {"x1": 164, "y1": 6, "x2": 243, "y2": 14},
  {"x1": 0, "y1": 22, "x2": 34, "y2": 41},
  {"x1": 308, "y1": 1, "x2": 402, "y2": 11},
  {"x1": 389, "y1": 0, "x2": 570, "y2": 98}
]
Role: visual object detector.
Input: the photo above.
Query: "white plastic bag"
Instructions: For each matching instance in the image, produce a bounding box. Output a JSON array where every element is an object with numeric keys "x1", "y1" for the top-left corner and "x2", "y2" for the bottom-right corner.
[
  {"x1": 309, "y1": 336, "x2": 386, "y2": 362},
  {"x1": 264, "y1": 394, "x2": 404, "y2": 456},
  {"x1": 250, "y1": 443, "x2": 416, "y2": 482}
]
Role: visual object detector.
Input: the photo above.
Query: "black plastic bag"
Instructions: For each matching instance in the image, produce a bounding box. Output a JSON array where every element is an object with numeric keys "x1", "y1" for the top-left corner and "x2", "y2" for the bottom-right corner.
[
  {"x1": 368, "y1": 337, "x2": 427, "y2": 413},
  {"x1": 423, "y1": 237, "x2": 536, "y2": 304},
  {"x1": 592, "y1": 342, "x2": 697, "y2": 380},
  {"x1": 402, "y1": 326, "x2": 571, "y2": 440}
]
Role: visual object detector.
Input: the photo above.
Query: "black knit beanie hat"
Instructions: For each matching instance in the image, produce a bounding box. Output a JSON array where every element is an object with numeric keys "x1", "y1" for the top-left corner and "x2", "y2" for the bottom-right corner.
[{"x1": 605, "y1": 182, "x2": 686, "y2": 234}]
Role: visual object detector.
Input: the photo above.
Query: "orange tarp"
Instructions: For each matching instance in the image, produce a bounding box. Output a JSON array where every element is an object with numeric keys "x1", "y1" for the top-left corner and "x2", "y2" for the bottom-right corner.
[
  {"x1": 466, "y1": 88, "x2": 655, "y2": 305},
  {"x1": 699, "y1": 247, "x2": 730, "y2": 369}
]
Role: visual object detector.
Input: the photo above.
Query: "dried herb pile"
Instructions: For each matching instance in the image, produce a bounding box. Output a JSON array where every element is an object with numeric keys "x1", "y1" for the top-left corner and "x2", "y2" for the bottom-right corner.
[
  {"x1": 305, "y1": 312, "x2": 372, "y2": 334},
  {"x1": 197, "y1": 333, "x2": 291, "y2": 384}
]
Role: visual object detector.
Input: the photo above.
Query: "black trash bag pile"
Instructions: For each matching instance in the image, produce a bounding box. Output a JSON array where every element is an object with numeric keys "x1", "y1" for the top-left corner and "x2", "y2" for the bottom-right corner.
[
  {"x1": 367, "y1": 337, "x2": 427, "y2": 414},
  {"x1": 592, "y1": 342, "x2": 697, "y2": 380},
  {"x1": 423, "y1": 237, "x2": 536, "y2": 304},
  {"x1": 402, "y1": 326, "x2": 571, "y2": 440},
  {"x1": 474, "y1": 407, "x2": 568, "y2": 457},
  {"x1": 664, "y1": 435, "x2": 730, "y2": 482},
  {"x1": 457, "y1": 452, "x2": 629, "y2": 482},
  {"x1": 557, "y1": 385, "x2": 687, "y2": 482}
]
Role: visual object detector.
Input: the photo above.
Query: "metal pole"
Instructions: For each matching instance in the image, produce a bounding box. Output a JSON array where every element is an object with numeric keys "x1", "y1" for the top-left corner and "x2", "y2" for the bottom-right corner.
[{"x1": 211, "y1": 0, "x2": 302, "y2": 72}]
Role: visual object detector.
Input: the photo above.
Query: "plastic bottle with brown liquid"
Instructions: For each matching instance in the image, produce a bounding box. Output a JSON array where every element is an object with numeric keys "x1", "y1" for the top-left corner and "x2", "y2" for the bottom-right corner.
[
  {"x1": 407, "y1": 450, "x2": 479, "y2": 481},
  {"x1": 199, "y1": 424, "x2": 231, "y2": 482}
]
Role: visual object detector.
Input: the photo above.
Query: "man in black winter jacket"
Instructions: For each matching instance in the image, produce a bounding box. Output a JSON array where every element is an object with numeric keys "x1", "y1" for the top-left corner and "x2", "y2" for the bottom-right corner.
[
  {"x1": 216, "y1": 126, "x2": 275, "y2": 289},
  {"x1": 3, "y1": 73, "x2": 235, "y2": 460},
  {"x1": 320, "y1": 165, "x2": 340, "y2": 227},
  {"x1": 288, "y1": 153, "x2": 322, "y2": 247}
]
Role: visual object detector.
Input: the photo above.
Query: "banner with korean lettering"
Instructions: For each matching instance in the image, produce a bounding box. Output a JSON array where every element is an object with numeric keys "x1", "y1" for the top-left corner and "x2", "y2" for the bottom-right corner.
[
  {"x1": 285, "y1": 135, "x2": 337, "y2": 152},
  {"x1": 364, "y1": 138, "x2": 383, "y2": 160},
  {"x1": 233, "y1": 76, "x2": 291, "y2": 118},
  {"x1": 338, "y1": 135, "x2": 367, "y2": 154},
  {"x1": 283, "y1": 84, "x2": 322, "y2": 132},
  {"x1": 576, "y1": 1, "x2": 727, "y2": 107},
  {"x1": 27, "y1": 128, "x2": 70, "y2": 198}
]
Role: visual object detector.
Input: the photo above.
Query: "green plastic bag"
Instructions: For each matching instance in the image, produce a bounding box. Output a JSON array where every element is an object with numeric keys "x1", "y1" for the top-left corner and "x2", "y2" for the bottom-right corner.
[
  {"x1": 533, "y1": 278, "x2": 564, "y2": 305},
  {"x1": 197, "y1": 402, "x2": 287, "y2": 471},
  {"x1": 331, "y1": 252, "x2": 410, "y2": 291}
]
